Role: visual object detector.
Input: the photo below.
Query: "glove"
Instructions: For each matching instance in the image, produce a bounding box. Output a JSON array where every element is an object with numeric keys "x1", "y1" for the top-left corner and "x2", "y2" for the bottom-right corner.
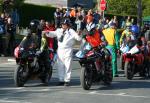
[{"x1": 36, "y1": 50, "x2": 41, "y2": 55}]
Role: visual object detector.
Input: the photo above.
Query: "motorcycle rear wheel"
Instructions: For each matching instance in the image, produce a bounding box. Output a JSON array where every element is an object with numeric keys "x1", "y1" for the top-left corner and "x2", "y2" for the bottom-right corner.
[
  {"x1": 80, "y1": 66, "x2": 92, "y2": 90},
  {"x1": 124, "y1": 61, "x2": 134, "y2": 80}
]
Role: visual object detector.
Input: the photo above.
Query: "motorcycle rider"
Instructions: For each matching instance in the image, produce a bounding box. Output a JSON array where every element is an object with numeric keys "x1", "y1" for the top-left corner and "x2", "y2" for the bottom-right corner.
[
  {"x1": 19, "y1": 20, "x2": 50, "y2": 84},
  {"x1": 19, "y1": 29, "x2": 38, "y2": 50},
  {"x1": 102, "y1": 23, "x2": 120, "y2": 77},
  {"x1": 120, "y1": 23, "x2": 132, "y2": 46},
  {"x1": 43, "y1": 18, "x2": 82, "y2": 86},
  {"x1": 19, "y1": 20, "x2": 41, "y2": 51}
]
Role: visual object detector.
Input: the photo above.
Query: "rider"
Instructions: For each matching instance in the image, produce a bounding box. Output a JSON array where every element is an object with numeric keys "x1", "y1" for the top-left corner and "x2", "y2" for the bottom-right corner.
[
  {"x1": 19, "y1": 20, "x2": 50, "y2": 82},
  {"x1": 120, "y1": 23, "x2": 132, "y2": 46},
  {"x1": 103, "y1": 23, "x2": 120, "y2": 77}
]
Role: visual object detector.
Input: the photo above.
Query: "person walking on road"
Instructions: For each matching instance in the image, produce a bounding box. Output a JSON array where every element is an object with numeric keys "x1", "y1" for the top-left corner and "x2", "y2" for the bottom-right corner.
[
  {"x1": 103, "y1": 23, "x2": 120, "y2": 77},
  {"x1": 43, "y1": 19, "x2": 82, "y2": 86}
]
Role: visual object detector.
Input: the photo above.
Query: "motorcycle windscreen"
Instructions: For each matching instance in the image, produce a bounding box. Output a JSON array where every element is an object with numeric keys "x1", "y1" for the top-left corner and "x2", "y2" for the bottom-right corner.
[
  {"x1": 127, "y1": 45, "x2": 139, "y2": 55},
  {"x1": 75, "y1": 43, "x2": 92, "y2": 58},
  {"x1": 120, "y1": 44, "x2": 130, "y2": 53}
]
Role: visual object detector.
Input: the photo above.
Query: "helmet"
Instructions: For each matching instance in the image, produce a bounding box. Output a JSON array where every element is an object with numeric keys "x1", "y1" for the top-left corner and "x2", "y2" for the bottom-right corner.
[
  {"x1": 109, "y1": 22, "x2": 116, "y2": 28},
  {"x1": 61, "y1": 18, "x2": 71, "y2": 26},
  {"x1": 29, "y1": 19, "x2": 40, "y2": 33},
  {"x1": 131, "y1": 25, "x2": 139, "y2": 34}
]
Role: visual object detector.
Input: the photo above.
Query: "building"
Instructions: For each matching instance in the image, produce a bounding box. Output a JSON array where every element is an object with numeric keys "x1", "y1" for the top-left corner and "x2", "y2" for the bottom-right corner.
[{"x1": 25, "y1": 0, "x2": 94, "y2": 8}]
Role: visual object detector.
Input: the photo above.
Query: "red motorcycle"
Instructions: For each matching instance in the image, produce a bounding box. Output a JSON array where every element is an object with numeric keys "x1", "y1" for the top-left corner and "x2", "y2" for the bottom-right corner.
[
  {"x1": 76, "y1": 45, "x2": 112, "y2": 90},
  {"x1": 122, "y1": 45, "x2": 144, "y2": 80},
  {"x1": 14, "y1": 45, "x2": 53, "y2": 87}
]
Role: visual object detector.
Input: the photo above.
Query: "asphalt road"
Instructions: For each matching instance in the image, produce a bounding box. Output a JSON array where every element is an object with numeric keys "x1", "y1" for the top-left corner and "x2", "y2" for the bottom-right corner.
[{"x1": 0, "y1": 57, "x2": 150, "y2": 103}]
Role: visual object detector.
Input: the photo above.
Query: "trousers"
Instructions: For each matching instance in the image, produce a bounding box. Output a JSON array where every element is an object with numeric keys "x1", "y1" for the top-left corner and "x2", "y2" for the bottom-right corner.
[{"x1": 57, "y1": 48, "x2": 73, "y2": 82}]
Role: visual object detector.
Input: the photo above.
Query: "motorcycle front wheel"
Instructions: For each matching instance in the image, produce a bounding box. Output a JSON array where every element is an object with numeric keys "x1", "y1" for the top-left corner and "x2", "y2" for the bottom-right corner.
[
  {"x1": 103, "y1": 60, "x2": 113, "y2": 85},
  {"x1": 124, "y1": 61, "x2": 134, "y2": 80},
  {"x1": 40, "y1": 65, "x2": 53, "y2": 85},
  {"x1": 14, "y1": 65, "x2": 27, "y2": 87},
  {"x1": 80, "y1": 66, "x2": 92, "y2": 90},
  {"x1": 120, "y1": 54, "x2": 124, "y2": 70}
]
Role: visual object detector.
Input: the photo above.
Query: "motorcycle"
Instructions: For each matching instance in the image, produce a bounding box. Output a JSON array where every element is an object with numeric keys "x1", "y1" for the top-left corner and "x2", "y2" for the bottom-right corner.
[
  {"x1": 14, "y1": 45, "x2": 53, "y2": 87},
  {"x1": 76, "y1": 44, "x2": 112, "y2": 90},
  {"x1": 122, "y1": 45, "x2": 145, "y2": 80}
]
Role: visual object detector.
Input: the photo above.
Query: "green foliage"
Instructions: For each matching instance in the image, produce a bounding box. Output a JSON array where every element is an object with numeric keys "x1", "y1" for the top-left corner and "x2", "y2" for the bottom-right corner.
[
  {"x1": 13, "y1": 0, "x2": 25, "y2": 8},
  {"x1": 18, "y1": 3, "x2": 55, "y2": 27},
  {"x1": 142, "y1": 0, "x2": 150, "y2": 16},
  {"x1": 106, "y1": 0, "x2": 150, "y2": 16},
  {"x1": 106, "y1": 0, "x2": 138, "y2": 16}
]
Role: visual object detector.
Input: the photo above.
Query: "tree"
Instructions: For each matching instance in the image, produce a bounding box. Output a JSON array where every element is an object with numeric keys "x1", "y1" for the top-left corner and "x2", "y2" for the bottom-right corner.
[
  {"x1": 105, "y1": 0, "x2": 150, "y2": 16},
  {"x1": 142, "y1": 0, "x2": 150, "y2": 16},
  {"x1": 106, "y1": 0, "x2": 138, "y2": 16},
  {"x1": 13, "y1": 0, "x2": 25, "y2": 9}
]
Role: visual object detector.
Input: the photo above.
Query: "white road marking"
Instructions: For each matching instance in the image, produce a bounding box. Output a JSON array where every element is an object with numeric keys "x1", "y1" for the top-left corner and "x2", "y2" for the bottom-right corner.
[
  {"x1": 0, "y1": 100, "x2": 20, "y2": 103},
  {"x1": 0, "y1": 99, "x2": 32, "y2": 103},
  {"x1": 0, "y1": 62, "x2": 16, "y2": 65},
  {"x1": 7, "y1": 59, "x2": 16, "y2": 62},
  {"x1": 118, "y1": 93, "x2": 127, "y2": 95},
  {"x1": 62, "y1": 91, "x2": 150, "y2": 99},
  {"x1": 89, "y1": 91, "x2": 98, "y2": 94},
  {"x1": 0, "y1": 87, "x2": 25, "y2": 90}
]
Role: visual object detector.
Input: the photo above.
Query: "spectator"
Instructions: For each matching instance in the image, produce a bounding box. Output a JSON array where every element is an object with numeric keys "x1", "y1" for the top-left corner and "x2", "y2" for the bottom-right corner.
[
  {"x1": 54, "y1": 8, "x2": 62, "y2": 28},
  {"x1": 93, "y1": 10, "x2": 101, "y2": 24},
  {"x1": 120, "y1": 17, "x2": 126, "y2": 29},
  {"x1": 0, "y1": 13, "x2": 6, "y2": 56},
  {"x1": 85, "y1": 10, "x2": 93, "y2": 24},
  {"x1": 70, "y1": 7, "x2": 77, "y2": 30},
  {"x1": 75, "y1": 15, "x2": 85, "y2": 33},
  {"x1": 96, "y1": 18, "x2": 104, "y2": 30},
  {"x1": 11, "y1": 9, "x2": 19, "y2": 27},
  {"x1": 44, "y1": 21, "x2": 56, "y2": 60},
  {"x1": 6, "y1": 17, "x2": 16, "y2": 56},
  {"x1": 113, "y1": 16, "x2": 118, "y2": 28}
]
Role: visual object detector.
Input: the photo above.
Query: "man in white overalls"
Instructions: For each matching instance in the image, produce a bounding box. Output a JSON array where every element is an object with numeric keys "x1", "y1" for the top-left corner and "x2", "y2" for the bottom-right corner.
[{"x1": 43, "y1": 19, "x2": 81, "y2": 86}]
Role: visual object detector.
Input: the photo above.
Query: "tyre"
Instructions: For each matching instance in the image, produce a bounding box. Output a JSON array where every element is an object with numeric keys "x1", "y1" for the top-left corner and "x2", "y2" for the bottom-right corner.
[
  {"x1": 41, "y1": 65, "x2": 53, "y2": 85},
  {"x1": 103, "y1": 60, "x2": 113, "y2": 85},
  {"x1": 124, "y1": 61, "x2": 134, "y2": 80},
  {"x1": 80, "y1": 66, "x2": 92, "y2": 90},
  {"x1": 143, "y1": 61, "x2": 150, "y2": 78},
  {"x1": 120, "y1": 54, "x2": 124, "y2": 70},
  {"x1": 14, "y1": 65, "x2": 27, "y2": 87}
]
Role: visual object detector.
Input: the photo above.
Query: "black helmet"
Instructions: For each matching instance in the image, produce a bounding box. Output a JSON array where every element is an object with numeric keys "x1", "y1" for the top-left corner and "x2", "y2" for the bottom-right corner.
[
  {"x1": 29, "y1": 19, "x2": 40, "y2": 33},
  {"x1": 61, "y1": 18, "x2": 71, "y2": 26}
]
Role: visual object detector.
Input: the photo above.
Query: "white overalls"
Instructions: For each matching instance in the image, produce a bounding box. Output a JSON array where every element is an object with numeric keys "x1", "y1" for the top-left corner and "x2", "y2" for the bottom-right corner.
[{"x1": 46, "y1": 28, "x2": 81, "y2": 82}]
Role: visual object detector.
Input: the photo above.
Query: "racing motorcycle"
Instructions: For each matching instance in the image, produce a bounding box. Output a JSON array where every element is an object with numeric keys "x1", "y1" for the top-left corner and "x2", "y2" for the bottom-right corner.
[
  {"x1": 14, "y1": 45, "x2": 52, "y2": 87},
  {"x1": 76, "y1": 43, "x2": 112, "y2": 90},
  {"x1": 122, "y1": 45, "x2": 145, "y2": 80}
]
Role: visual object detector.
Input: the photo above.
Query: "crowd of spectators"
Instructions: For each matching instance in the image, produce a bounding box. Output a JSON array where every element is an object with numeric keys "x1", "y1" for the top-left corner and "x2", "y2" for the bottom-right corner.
[{"x1": 0, "y1": 0, "x2": 19, "y2": 56}]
